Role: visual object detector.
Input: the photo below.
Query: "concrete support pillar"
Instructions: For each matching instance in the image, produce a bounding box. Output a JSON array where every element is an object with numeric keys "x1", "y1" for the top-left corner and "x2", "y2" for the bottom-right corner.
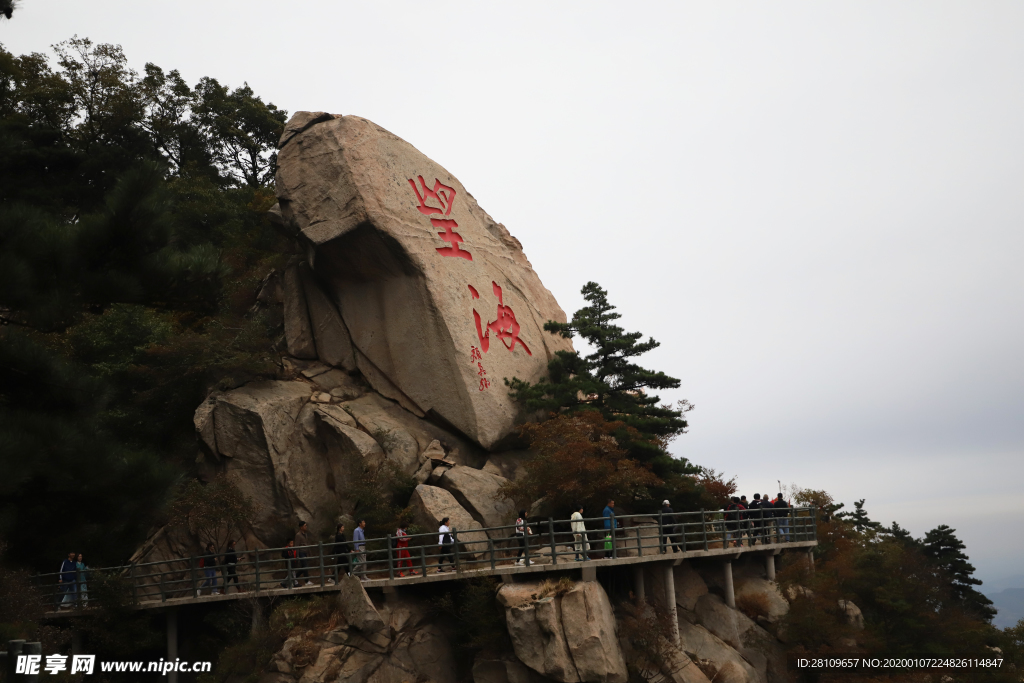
[
  {"x1": 807, "y1": 548, "x2": 815, "y2": 576},
  {"x1": 383, "y1": 585, "x2": 399, "y2": 605},
  {"x1": 71, "y1": 630, "x2": 82, "y2": 656},
  {"x1": 581, "y1": 565, "x2": 596, "y2": 582},
  {"x1": 250, "y1": 599, "x2": 264, "y2": 635},
  {"x1": 502, "y1": 573, "x2": 516, "y2": 585},
  {"x1": 723, "y1": 561, "x2": 735, "y2": 609},
  {"x1": 765, "y1": 553, "x2": 776, "y2": 581},
  {"x1": 166, "y1": 608, "x2": 178, "y2": 683},
  {"x1": 663, "y1": 564, "x2": 680, "y2": 646},
  {"x1": 632, "y1": 566, "x2": 645, "y2": 602}
]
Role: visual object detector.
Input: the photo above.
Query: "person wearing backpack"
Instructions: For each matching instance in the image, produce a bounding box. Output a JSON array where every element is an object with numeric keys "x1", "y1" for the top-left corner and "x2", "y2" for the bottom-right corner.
[
  {"x1": 513, "y1": 511, "x2": 533, "y2": 566},
  {"x1": 395, "y1": 523, "x2": 415, "y2": 576},
  {"x1": 437, "y1": 517, "x2": 454, "y2": 573},
  {"x1": 294, "y1": 521, "x2": 314, "y2": 586},
  {"x1": 198, "y1": 543, "x2": 219, "y2": 596},
  {"x1": 223, "y1": 541, "x2": 239, "y2": 593},
  {"x1": 723, "y1": 497, "x2": 746, "y2": 548},
  {"x1": 748, "y1": 494, "x2": 764, "y2": 546},
  {"x1": 330, "y1": 524, "x2": 350, "y2": 583}
]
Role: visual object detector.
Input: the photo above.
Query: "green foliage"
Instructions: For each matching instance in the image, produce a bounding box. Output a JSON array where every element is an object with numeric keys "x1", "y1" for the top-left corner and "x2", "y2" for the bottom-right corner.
[
  {"x1": 498, "y1": 411, "x2": 663, "y2": 515},
  {"x1": 507, "y1": 281, "x2": 695, "y2": 480},
  {"x1": 921, "y1": 524, "x2": 996, "y2": 621},
  {"x1": 835, "y1": 499, "x2": 882, "y2": 533},
  {"x1": 347, "y1": 460, "x2": 417, "y2": 537},
  {"x1": 0, "y1": 37, "x2": 288, "y2": 569},
  {"x1": 167, "y1": 477, "x2": 258, "y2": 549}
]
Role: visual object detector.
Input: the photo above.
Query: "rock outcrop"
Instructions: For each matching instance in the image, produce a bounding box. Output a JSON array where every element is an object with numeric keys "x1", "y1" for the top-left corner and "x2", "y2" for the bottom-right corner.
[
  {"x1": 409, "y1": 484, "x2": 489, "y2": 559},
  {"x1": 274, "y1": 113, "x2": 574, "y2": 449},
  {"x1": 438, "y1": 465, "x2": 515, "y2": 531},
  {"x1": 497, "y1": 581, "x2": 627, "y2": 683},
  {"x1": 263, "y1": 580, "x2": 455, "y2": 683}
]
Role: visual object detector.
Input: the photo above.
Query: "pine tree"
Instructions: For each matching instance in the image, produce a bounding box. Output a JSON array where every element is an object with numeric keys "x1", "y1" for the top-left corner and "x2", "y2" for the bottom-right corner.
[
  {"x1": 836, "y1": 499, "x2": 882, "y2": 533},
  {"x1": 507, "y1": 282, "x2": 695, "y2": 478},
  {"x1": 921, "y1": 525, "x2": 996, "y2": 621}
]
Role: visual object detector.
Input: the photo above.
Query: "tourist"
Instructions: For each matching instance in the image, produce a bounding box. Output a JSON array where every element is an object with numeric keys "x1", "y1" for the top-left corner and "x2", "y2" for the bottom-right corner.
[
  {"x1": 76, "y1": 553, "x2": 89, "y2": 605},
  {"x1": 724, "y1": 497, "x2": 745, "y2": 548},
  {"x1": 198, "y1": 543, "x2": 219, "y2": 596},
  {"x1": 437, "y1": 517, "x2": 454, "y2": 572},
  {"x1": 748, "y1": 494, "x2": 764, "y2": 546},
  {"x1": 353, "y1": 520, "x2": 367, "y2": 580},
  {"x1": 602, "y1": 499, "x2": 618, "y2": 556},
  {"x1": 331, "y1": 523, "x2": 350, "y2": 583},
  {"x1": 223, "y1": 541, "x2": 239, "y2": 593},
  {"x1": 295, "y1": 521, "x2": 314, "y2": 586},
  {"x1": 570, "y1": 505, "x2": 589, "y2": 561},
  {"x1": 739, "y1": 495, "x2": 751, "y2": 545},
  {"x1": 58, "y1": 551, "x2": 77, "y2": 608},
  {"x1": 280, "y1": 540, "x2": 298, "y2": 588},
  {"x1": 774, "y1": 493, "x2": 790, "y2": 542},
  {"x1": 661, "y1": 500, "x2": 682, "y2": 553},
  {"x1": 396, "y1": 522, "x2": 415, "y2": 576},
  {"x1": 513, "y1": 510, "x2": 533, "y2": 566}
]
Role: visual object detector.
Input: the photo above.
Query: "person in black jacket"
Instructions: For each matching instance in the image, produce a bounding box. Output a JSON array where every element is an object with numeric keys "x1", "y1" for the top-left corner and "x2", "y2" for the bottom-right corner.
[
  {"x1": 748, "y1": 494, "x2": 764, "y2": 546},
  {"x1": 723, "y1": 497, "x2": 745, "y2": 548},
  {"x1": 330, "y1": 523, "x2": 351, "y2": 583},
  {"x1": 774, "y1": 493, "x2": 790, "y2": 542},
  {"x1": 223, "y1": 540, "x2": 239, "y2": 593}
]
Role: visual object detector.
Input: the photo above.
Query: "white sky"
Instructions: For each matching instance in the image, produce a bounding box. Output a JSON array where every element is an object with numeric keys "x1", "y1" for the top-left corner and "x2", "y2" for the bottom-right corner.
[{"x1": 6, "y1": 1, "x2": 1022, "y2": 584}]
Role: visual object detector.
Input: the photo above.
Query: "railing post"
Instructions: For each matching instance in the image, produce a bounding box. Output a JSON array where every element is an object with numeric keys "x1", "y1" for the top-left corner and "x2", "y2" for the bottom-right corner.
[
  {"x1": 386, "y1": 535, "x2": 395, "y2": 580},
  {"x1": 812, "y1": 507, "x2": 818, "y2": 541},
  {"x1": 635, "y1": 526, "x2": 642, "y2": 556},
  {"x1": 254, "y1": 548, "x2": 260, "y2": 593},
  {"x1": 524, "y1": 525, "x2": 532, "y2": 567},
  {"x1": 160, "y1": 571, "x2": 167, "y2": 602},
  {"x1": 489, "y1": 538, "x2": 496, "y2": 570},
  {"x1": 701, "y1": 510, "x2": 708, "y2": 551},
  {"x1": 548, "y1": 517, "x2": 557, "y2": 565},
  {"x1": 130, "y1": 564, "x2": 138, "y2": 604},
  {"x1": 420, "y1": 544, "x2": 427, "y2": 576},
  {"x1": 658, "y1": 510, "x2": 665, "y2": 554},
  {"x1": 454, "y1": 529, "x2": 463, "y2": 573},
  {"x1": 189, "y1": 556, "x2": 198, "y2": 598},
  {"x1": 318, "y1": 542, "x2": 326, "y2": 587}
]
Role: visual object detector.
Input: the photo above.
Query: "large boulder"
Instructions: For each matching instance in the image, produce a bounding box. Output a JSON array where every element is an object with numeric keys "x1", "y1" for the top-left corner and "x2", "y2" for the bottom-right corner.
[
  {"x1": 560, "y1": 582, "x2": 628, "y2": 683},
  {"x1": 409, "y1": 485, "x2": 489, "y2": 560},
  {"x1": 438, "y1": 465, "x2": 516, "y2": 531},
  {"x1": 275, "y1": 113, "x2": 574, "y2": 449},
  {"x1": 472, "y1": 652, "x2": 546, "y2": 683},
  {"x1": 734, "y1": 576, "x2": 789, "y2": 622},
  {"x1": 675, "y1": 562, "x2": 710, "y2": 612},
  {"x1": 693, "y1": 594, "x2": 788, "y2": 683},
  {"x1": 677, "y1": 619, "x2": 758, "y2": 683},
  {"x1": 498, "y1": 585, "x2": 579, "y2": 682}
]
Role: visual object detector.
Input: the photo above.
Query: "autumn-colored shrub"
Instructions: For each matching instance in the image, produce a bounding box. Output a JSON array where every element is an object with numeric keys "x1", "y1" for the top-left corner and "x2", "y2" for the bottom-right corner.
[{"x1": 736, "y1": 591, "x2": 772, "y2": 621}]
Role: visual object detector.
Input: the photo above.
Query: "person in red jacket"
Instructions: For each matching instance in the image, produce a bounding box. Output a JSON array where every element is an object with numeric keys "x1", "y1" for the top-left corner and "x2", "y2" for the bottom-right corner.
[{"x1": 395, "y1": 522, "x2": 416, "y2": 576}]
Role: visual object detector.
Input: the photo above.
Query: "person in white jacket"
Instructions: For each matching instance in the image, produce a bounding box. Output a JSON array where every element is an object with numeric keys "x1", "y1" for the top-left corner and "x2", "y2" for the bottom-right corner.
[{"x1": 570, "y1": 505, "x2": 589, "y2": 561}]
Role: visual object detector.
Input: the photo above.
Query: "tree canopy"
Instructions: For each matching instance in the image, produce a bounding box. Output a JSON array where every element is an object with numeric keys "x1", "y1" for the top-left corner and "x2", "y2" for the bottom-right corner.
[
  {"x1": 0, "y1": 37, "x2": 288, "y2": 569},
  {"x1": 508, "y1": 281, "x2": 695, "y2": 481}
]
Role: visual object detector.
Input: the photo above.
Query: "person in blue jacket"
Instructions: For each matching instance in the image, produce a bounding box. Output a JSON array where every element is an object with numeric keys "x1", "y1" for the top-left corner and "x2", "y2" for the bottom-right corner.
[{"x1": 602, "y1": 499, "x2": 619, "y2": 555}]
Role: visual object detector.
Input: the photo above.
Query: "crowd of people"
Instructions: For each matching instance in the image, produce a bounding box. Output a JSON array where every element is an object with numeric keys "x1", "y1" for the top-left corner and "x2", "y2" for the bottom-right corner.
[{"x1": 55, "y1": 496, "x2": 800, "y2": 602}]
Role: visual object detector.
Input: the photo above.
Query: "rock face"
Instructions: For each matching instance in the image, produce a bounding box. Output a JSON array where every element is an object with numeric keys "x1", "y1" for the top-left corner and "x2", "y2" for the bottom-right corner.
[
  {"x1": 438, "y1": 465, "x2": 515, "y2": 530},
  {"x1": 264, "y1": 581, "x2": 455, "y2": 683},
  {"x1": 734, "y1": 576, "x2": 789, "y2": 622},
  {"x1": 693, "y1": 593, "x2": 788, "y2": 683},
  {"x1": 275, "y1": 113, "x2": 573, "y2": 449},
  {"x1": 409, "y1": 484, "x2": 489, "y2": 559},
  {"x1": 497, "y1": 581, "x2": 627, "y2": 683}
]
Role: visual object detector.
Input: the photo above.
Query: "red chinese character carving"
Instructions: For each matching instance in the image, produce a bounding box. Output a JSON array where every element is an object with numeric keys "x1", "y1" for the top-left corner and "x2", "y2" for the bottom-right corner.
[
  {"x1": 473, "y1": 281, "x2": 532, "y2": 356},
  {"x1": 470, "y1": 345, "x2": 482, "y2": 361},
  {"x1": 468, "y1": 285, "x2": 480, "y2": 299},
  {"x1": 433, "y1": 218, "x2": 472, "y2": 260},
  {"x1": 479, "y1": 377, "x2": 491, "y2": 391},
  {"x1": 477, "y1": 363, "x2": 487, "y2": 376},
  {"x1": 408, "y1": 176, "x2": 456, "y2": 216}
]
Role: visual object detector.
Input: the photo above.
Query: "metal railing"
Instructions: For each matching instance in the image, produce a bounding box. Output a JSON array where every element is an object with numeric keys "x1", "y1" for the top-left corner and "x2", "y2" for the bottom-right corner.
[{"x1": 37, "y1": 506, "x2": 816, "y2": 610}]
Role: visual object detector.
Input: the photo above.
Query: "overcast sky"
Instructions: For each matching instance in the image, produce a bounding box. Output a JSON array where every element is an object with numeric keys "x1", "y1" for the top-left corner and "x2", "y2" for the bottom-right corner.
[{"x1": 6, "y1": 1, "x2": 1022, "y2": 584}]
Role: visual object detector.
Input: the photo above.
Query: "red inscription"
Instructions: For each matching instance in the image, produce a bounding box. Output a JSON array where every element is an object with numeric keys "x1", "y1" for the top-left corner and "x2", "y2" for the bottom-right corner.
[
  {"x1": 408, "y1": 176, "x2": 456, "y2": 216},
  {"x1": 433, "y1": 218, "x2": 472, "y2": 260},
  {"x1": 468, "y1": 285, "x2": 480, "y2": 299},
  {"x1": 472, "y1": 281, "x2": 532, "y2": 356},
  {"x1": 470, "y1": 345, "x2": 482, "y2": 361},
  {"x1": 479, "y1": 377, "x2": 491, "y2": 391}
]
